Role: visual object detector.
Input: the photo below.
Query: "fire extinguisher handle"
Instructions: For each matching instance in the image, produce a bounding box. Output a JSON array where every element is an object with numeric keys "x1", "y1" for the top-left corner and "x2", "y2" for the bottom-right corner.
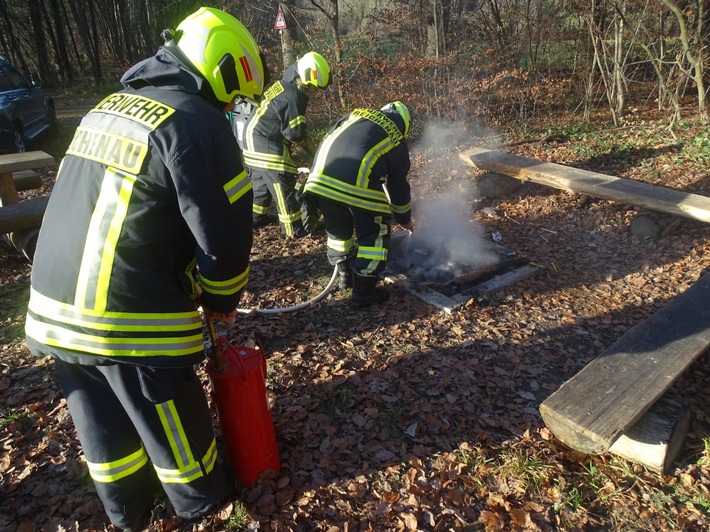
[{"x1": 206, "y1": 317, "x2": 226, "y2": 371}]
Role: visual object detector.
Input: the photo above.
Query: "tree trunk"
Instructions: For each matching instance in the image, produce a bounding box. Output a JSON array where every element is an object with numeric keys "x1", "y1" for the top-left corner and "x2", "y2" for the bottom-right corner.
[
  {"x1": 67, "y1": 0, "x2": 102, "y2": 82},
  {"x1": 280, "y1": 3, "x2": 297, "y2": 69},
  {"x1": 48, "y1": 0, "x2": 74, "y2": 81},
  {"x1": 28, "y1": 0, "x2": 52, "y2": 83},
  {"x1": 586, "y1": 0, "x2": 626, "y2": 126},
  {"x1": 306, "y1": 0, "x2": 346, "y2": 109},
  {"x1": 39, "y1": 0, "x2": 64, "y2": 82},
  {"x1": 661, "y1": 0, "x2": 708, "y2": 123},
  {"x1": 88, "y1": 0, "x2": 102, "y2": 81},
  {"x1": 117, "y1": 0, "x2": 135, "y2": 64},
  {"x1": 426, "y1": 15, "x2": 438, "y2": 58},
  {"x1": 0, "y1": 1, "x2": 30, "y2": 73},
  {"x1": 612, "y1": 15, "x2": 625, "y2": 118},
  {"x1": 139, "y1": 0, "x2": 156, "y2": 59}
]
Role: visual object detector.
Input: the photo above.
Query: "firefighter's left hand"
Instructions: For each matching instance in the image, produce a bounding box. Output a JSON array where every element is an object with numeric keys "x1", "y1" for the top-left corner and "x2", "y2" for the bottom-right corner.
[
  {"x1": 204, "y1": 307, "x2": 238, "y2": 325},
  {"x1": 400, "y1": 220, "x2": 415, "y2": 233}
]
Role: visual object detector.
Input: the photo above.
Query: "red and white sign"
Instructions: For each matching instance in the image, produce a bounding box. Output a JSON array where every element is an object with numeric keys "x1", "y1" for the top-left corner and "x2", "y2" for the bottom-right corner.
[{"x1": 274, "y1": 6, "x2": 287, "y2": 30}]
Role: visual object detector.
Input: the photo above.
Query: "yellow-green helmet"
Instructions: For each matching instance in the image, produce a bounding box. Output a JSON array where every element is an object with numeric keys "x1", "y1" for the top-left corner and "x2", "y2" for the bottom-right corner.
[
  {"x1": 381, "y1": 101, "x2": 411, "y2": 138},
  {"x1": 174, "y1": 7, "x2": 265, "y2": 105},
  {"x1": 296, "y1": 52, "x2": 331, "y2": 88}
]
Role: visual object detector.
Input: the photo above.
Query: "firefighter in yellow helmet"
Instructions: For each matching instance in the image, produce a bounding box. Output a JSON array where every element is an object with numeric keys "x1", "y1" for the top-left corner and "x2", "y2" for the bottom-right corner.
[
  {"x1": 242, "y1": 51, "x2": 331, "y2": 237},
  {"x1": 24, "y1": 8, "x2": 265, "y2": 529},
  {"x1": 303, "y1": 102, "x2": 414, "y2": 307}
]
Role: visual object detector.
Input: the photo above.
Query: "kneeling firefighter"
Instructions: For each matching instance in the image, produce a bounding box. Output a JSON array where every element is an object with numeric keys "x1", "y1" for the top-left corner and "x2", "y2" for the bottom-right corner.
[
  {"x1": 25, "y1": 8, "x2": 265, "y2": 530},
  {"x1": 302, "y1": 102, "x2": 415, "y2": 307}
]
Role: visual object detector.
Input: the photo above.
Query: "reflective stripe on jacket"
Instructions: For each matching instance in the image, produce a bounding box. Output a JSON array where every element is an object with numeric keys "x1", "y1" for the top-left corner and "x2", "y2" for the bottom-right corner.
[
  {"x1": 303, "y1": 108, "x2": 412, "y2": 224},
  {"x1": 26, "y1": 78, "x2": 252, "y2": 367},
  {"x1": 242, "y1": 75, "x2": 309, "y2": 174}
]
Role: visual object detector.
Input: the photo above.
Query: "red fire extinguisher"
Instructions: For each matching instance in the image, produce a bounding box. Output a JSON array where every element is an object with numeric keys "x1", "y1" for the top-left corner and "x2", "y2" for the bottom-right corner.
[{"x1": 205, "y1": 318, "x2": 281, "y2": 486}]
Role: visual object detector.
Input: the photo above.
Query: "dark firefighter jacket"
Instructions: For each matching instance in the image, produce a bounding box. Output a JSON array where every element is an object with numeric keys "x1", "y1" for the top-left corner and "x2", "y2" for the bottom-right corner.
[
  {"x1": 242, "y1": 64, "x2": 308, "y2": 174},
  {"x1": 303, "y1": 108, "x2": 412, "y2": 225},
  {"x1": 228, "y1": 100, "x2": 255, "y2": 150},
  {"x1": 25, "y1": 48, "x2": 253, "y2": 368}
]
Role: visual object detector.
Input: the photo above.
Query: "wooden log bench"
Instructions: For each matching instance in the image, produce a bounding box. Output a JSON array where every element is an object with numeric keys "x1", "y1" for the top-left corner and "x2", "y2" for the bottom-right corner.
[
  {"x1": 13, "y1": 169, "x2": 43, "y2": 191},
  {"x1": 0, "y1": 197, "x2": 50, "y2": 233},
  {"x1": 459, "y1": 147, "x2": 710, "y2": 237},
  {"x1": 539, "y1": 273, "x2": 710, "y2": 473},
  {"x1": 0, "y1": 150, "x2": 55, "y2": 260}
]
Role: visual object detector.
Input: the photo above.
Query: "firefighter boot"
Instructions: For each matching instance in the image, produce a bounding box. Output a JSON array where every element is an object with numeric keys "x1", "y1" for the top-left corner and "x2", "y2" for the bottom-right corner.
[
  {"x1": 253, "y1": 213, "x2": 278, "y2": 228},
  {"x1": 283, "y1": 220, "x2": 308, "y2": 239},
  {"x1": 336, "y1": 260, "x2": 353, "y2": 290},
  {"x1": 350, "y1": 271, "x2": 389, "y2": 308}
]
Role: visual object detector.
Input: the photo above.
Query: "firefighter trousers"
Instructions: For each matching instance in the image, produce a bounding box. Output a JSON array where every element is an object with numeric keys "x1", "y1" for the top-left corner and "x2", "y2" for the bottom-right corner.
[
  {"x1": 54, "y1": 359, "x2": 227, "y2": 529},
  {"x1": 251, "y1": 168, "x2": 303, "y2": 236},
  {"x1": 316, "y1": 196, "x2": 391, "y2": 276}
]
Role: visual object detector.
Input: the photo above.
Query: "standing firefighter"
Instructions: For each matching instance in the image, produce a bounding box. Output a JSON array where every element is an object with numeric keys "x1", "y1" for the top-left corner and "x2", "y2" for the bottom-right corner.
[
  {"x1": 24, "y1": 8, "x2": 265, "y2": 530},
  {"x1": 303, "y1": 102, "x2": 414, "y2": 307},
  {"x1": 242, "y1": 52, "x2": 330, "y2": 236}
]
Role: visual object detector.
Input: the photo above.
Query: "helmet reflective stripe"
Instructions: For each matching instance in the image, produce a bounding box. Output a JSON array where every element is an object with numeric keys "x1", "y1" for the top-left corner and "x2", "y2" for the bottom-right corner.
[
  {"x1": 381, "y1": 101, "x2": 411, "y2": 138},
  {"x1": 239, "y1": 56, "x2": 253, "y2": 82},
  {"x1": 175, "y1": 7, "x2": 265, "y2": 105},
  {"x1": 296, "y1": 51, "x2": 331, "y2": 88}
]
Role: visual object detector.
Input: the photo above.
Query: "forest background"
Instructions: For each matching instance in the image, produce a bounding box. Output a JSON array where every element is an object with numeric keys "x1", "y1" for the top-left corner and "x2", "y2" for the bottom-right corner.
[
  {"x1": 1, "y1": 1, "x2": 710, "y2": 531},
  {"x1": 0, "y1": 0, "x2": 708, "y2": 131}
]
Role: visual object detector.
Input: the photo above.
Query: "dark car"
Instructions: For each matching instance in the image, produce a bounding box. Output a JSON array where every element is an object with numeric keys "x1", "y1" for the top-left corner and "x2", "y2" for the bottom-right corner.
[{"x1": 0, "y1": 56, "x2": 56, "y2": 154}]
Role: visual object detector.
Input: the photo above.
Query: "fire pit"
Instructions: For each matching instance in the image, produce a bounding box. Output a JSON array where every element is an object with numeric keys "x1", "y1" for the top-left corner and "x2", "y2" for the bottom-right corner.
[{"x1": 384, "y1": 230, "x2": 539, "y2": 313}]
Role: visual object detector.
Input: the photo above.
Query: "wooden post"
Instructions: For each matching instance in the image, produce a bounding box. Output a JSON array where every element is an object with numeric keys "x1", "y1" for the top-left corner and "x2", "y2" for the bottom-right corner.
[
  {"x1": 608, "y1": 391, "x2": 690, "y2": 474},
  {"x1": 630, "y1": 210, "x2": 682, "y2": 239},
  {"x1": 475, "y1": 172, "x2": 522, "y2": 199}
]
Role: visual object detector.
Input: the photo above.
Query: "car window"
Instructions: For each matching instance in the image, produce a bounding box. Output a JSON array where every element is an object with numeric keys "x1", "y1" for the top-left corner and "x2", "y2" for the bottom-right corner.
[
  {"x1": 1, "y1": 64, "x2": 30, "y2": 90},
  {"x1": 0, "y1": 70, "x2": 13, "y2": 91}
]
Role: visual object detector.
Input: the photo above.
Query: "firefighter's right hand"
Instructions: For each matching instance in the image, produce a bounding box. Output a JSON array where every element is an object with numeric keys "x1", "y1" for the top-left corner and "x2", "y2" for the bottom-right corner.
[
  {"x1": 400, "y1": 220, "x2": 415, "y2": 233},
  {"x1": 203, "y1": 307, "x2": 238, "y2": 325}
]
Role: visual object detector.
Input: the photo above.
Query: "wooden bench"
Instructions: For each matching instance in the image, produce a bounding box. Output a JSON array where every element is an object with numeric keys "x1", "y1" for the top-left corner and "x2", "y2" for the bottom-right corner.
[
  {"x1": 13, "y1": 169, "x2": 42, "y2": 191},
  {"x1": 539, "y1": 273, "x2": 710, "y2": 473},
  {"x1": 0, "y1": 197, "x2": 49, "y2": 233},
  {"x1": 0, "y1": 150, "x2": 55, "y2": 260},
  {"x1": 459, "y1": 147, "x2": 710, "y2": 236}
]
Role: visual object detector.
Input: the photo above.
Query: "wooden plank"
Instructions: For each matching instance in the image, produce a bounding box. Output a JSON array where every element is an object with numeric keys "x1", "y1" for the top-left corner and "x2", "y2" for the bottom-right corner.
[
  {"x1": 0, "y1": 150, "x2": 55, "y2": 173},
  {"x1": 539, "y1": 274, "x2": 710, "y2": 454},
  {"x1": 608, "y1": 391, "x2": 690, "y2": 474},
  {"x1": 459, "y1": 147, "x2": 710, "y2": 223},
  {"x1": 446, "y1": 256, "x2": 528, "y2": 289},
  {"x1": 384, "y1": 273, "x2": 462, "y2": 314},
  {"x1": 0, "y1": 197, "x2": 48, "y2": 233},
  {"x1": 13, "y1": 170, "x2": 42, "y2": 191},
  {"x1": 460, "y1": 264, "x2": 540, "y2": 299}
]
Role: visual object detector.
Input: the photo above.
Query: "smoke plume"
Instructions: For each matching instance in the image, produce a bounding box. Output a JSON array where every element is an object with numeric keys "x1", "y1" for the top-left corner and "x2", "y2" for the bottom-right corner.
[{"x1": 388, "y1": 119, "x2": 500, "y2": 282}]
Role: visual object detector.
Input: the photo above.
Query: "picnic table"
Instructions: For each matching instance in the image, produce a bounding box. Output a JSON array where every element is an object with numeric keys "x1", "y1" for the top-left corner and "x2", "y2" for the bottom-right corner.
[{"x1": 0, "y1": 150, "x2": 55, "y2": 259}]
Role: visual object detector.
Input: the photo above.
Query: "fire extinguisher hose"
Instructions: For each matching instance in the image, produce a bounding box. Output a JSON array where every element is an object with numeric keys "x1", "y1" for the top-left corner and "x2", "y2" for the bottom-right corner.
[{"x1": 236, "y1": 264, "x2": 339, "y2": 315}]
